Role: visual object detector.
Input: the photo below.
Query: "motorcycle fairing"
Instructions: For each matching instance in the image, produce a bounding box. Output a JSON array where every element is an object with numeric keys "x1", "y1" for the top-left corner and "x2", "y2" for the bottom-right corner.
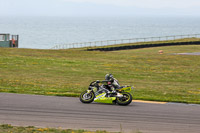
[
  {"x1": 94, "y1": 92, "x2": 116, "y2": 104},
  {"x1": 117, "y1": 86, "x2": 133, "y2": 93}
]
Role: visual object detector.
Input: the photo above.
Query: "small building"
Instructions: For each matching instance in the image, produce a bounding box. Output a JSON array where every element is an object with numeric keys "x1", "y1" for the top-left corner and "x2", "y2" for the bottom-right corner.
[{"x1": 0, "y1": 33, "x2": 19, "y2": 48}]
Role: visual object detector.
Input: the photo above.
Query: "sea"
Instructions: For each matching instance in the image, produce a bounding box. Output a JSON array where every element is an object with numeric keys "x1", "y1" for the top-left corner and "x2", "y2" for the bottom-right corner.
[{"x1": 0, "y1": 16, "x2": 200, "y2": 49}]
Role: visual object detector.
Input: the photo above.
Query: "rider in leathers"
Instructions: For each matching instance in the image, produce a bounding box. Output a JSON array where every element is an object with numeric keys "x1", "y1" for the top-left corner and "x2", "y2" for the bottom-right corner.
[{"x1": 102, "y1": 74, "x2": 122, "y2": 97}]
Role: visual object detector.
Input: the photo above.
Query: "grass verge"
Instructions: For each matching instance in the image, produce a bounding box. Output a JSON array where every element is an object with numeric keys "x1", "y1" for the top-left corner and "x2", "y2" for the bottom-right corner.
[
  {"x1": 0, "y1": 45, "x2": 200, "y2": 104},
  {"x1": 0, "y1": 124, "x2": 113, "y2": 133}
]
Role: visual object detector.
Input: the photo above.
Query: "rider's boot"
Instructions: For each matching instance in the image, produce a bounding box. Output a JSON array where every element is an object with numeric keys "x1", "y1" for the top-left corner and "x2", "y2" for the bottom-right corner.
[
  {"x1": 111, "y1": 90, "x2": 123, "y2": 97},
  {"x1": 116, "y1": 93, "x2": 123, "y2": 97},
  {"x1": 108, "y1": 90, "x2": 122, "y2": 97}
]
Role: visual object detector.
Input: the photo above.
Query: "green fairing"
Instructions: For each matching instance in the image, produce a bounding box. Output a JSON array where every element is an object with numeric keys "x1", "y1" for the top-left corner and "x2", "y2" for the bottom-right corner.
[
  {"x1": 117, "y1": 86, "x2": 132, "y2": 92},
  {"x1": 94, "y1": 93, "x2": 116, "y2": 104},
  {"x1": 94, "y1": 86, "x2": 132, "y2": 104}
]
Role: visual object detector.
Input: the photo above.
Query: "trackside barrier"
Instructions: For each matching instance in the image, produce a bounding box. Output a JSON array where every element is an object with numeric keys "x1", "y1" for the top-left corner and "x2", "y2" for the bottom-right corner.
[{"x1": 51, "y1": 34, "x2": 200, "y2": 50}]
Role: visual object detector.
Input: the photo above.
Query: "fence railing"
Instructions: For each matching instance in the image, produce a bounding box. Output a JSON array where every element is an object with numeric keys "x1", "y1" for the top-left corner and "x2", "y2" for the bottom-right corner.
[{"x1": 51, "y1": 34, "x2": 200, "y2": 49}]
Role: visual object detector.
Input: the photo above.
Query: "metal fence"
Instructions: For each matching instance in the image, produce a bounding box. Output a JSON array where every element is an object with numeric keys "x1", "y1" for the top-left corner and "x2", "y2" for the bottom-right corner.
[{"x1": 51, "y1": 34, "x2": 200, "y2": 49}]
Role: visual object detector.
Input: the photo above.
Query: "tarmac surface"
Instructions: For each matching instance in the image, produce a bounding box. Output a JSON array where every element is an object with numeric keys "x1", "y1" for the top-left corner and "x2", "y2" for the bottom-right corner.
[
  {"x1": 0, "y1": 93, "x2": 200, "y2": 133},
  {"x1": 175, "y1": 52, "x2": 200, "y2": 55}
]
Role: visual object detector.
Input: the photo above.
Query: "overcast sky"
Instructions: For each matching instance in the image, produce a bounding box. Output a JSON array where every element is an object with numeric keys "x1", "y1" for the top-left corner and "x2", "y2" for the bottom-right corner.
[{"x1": 0, "y1": 0, "x2": 200, "y2": 17}]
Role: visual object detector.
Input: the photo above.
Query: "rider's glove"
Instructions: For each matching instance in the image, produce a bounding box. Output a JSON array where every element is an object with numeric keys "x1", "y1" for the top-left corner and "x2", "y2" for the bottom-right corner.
[{"x1": 96, "y1": 80, "x2": 100, "y2": 83}]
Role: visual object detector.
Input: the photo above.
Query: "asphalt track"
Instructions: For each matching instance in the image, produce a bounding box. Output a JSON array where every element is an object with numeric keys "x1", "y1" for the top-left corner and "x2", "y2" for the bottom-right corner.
[
  {"x1": 175, "y1": 52, "x2": 200, "y2": 55},
  {"x1": 0, "y1": 93, "x2": 200, "y2": 133}
]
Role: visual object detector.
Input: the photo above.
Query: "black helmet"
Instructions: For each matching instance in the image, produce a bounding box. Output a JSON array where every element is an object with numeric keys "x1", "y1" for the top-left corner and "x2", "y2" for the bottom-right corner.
[{"x1": 105, "y1": 74, "x2": 113, "y2": 80}]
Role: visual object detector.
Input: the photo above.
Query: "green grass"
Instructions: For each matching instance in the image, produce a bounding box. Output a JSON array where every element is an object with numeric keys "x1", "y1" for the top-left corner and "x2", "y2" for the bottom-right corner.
[
  {"x1": 0, "y1": 124, "x2": 113, "y2": 133},
  {"x1": 0, "y1": 45, "x2": 200, "y2": 104}
]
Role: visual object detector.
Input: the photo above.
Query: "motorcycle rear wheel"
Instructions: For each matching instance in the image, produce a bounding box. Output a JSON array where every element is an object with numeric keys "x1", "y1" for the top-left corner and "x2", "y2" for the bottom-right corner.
[
  {"x1": 80, "y1": 90, "x2": 95, "y2": 103},
  {"x1": 116, "y1": 92, "x2": 132, "y2": 106}
]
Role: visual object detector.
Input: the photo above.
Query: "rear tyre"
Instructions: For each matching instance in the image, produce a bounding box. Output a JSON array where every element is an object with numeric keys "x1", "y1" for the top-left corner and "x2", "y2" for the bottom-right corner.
[
  {"x1": 80, "y1": 90, "x2": 95, "y2": 103},
  {"x1": 116, "y1": 92, "x2": 132, "y2": 106}
]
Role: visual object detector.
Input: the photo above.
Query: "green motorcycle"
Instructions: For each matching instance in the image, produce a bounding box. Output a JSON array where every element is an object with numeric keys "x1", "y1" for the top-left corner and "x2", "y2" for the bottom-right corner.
[{"x1": 80, "y1": 81, "x2": 133, "y2": 106}]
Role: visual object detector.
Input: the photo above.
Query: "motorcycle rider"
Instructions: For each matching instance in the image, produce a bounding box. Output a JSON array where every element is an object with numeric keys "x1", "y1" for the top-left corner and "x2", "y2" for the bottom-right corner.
[{"x1": 102, "y1": 74, "x2": 123, "y2": 97}]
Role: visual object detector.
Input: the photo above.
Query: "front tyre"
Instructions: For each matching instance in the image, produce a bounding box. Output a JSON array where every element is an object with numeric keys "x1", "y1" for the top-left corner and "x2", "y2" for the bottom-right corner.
[
  {"x1": 80, "y1": 90, "x2": 95, "y2": 103},
  {"x1": 116, "y1": 92, "x2": 132, "y2": 106}
]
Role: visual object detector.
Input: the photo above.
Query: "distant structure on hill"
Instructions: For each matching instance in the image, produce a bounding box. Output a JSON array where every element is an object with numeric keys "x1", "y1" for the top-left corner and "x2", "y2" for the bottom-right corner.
[{"x1": 0, "y1": 33, "x2": 19, "y2": 48}]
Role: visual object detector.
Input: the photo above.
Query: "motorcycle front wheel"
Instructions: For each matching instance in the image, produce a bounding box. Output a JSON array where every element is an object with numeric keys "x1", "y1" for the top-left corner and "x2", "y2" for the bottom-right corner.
[
  {"x1": 116, "y1": 92, "x2": 132, "y2": 106},
  {"x1": 80, "y1": 90, "x2": 95, "y2": 103}
]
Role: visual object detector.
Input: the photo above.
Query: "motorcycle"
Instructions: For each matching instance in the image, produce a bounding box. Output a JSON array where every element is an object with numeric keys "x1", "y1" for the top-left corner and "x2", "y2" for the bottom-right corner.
[{"x1": 80, "y1": 81, "x2": 133, "y2": 106}]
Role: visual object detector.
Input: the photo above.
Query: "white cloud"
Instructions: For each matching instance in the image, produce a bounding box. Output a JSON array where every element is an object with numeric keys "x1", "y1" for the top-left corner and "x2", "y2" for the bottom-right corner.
[{"x1": 62, "y1": 0, "x2": 200, "y2": 9}]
